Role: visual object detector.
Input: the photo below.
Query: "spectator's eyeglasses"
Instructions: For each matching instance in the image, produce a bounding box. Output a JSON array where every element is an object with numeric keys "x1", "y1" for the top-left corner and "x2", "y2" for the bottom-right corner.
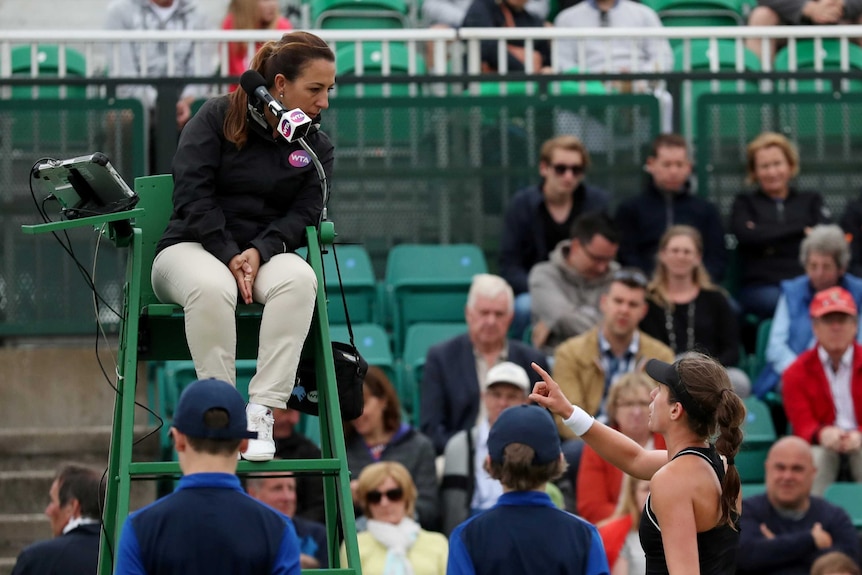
[
  {"x1": 612, "y1": 269, "x2": 648, "y2": 288},
  {"x1": 551, "y1": 163, "x2": 586, "y2": 176},
  {"x1": 366, "y1": 487, "x2": 404, "y2": 504}
]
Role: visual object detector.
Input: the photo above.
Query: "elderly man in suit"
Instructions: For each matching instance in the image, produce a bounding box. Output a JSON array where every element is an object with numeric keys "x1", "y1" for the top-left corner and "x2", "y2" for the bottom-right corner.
[{"x1": 420, "y1": 273, "x2": 548, "y2": 454}]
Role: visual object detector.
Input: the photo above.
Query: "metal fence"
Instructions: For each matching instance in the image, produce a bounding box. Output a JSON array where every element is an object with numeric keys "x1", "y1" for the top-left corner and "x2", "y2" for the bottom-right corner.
[{"x1": 1, "y1": 27, "x2": 861, "y2": 336}]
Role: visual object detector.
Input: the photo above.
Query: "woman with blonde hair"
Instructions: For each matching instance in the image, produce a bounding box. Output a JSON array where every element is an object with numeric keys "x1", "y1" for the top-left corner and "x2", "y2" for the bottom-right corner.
[
  {"x1": 222, "y1": 0, "x2": 293, "y2": 82},
  {"x1": 342, "y1": 461, "x2": 448, "y2": 575},
  {"x1": 730, "y1": 131, "x2": 830, "y2": 320},
  {"x1": 577, "y1": 372, "x2": 665, "y2": 525},
  {"x1": 639, "y1": 225, "x2": 751, "y2": 397}
]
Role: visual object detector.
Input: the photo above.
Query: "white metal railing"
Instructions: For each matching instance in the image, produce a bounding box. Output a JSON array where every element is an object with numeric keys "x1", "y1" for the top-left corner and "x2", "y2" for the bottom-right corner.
[
  {"x1": 2, "y1": 26, "x2": 860, "y2": 144},
  {"x1": 1, "y1": 26, "x2": 861, "y2": 78}
]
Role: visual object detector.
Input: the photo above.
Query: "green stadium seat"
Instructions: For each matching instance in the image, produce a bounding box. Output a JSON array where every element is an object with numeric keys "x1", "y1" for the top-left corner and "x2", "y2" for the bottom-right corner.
[
  {"x1": 775, "y1": 39, "x2": 862, "y2": 93},
  {"x1": 384, "y1": 243, "x2": 487, "y2": 356},
  {"x1": 824, "y1": 482, "x2": 862, "y2": 528},
  {"x1": 321, "y1": 245, "x2": 379, "y2": 324},
  {"x1": 468, "y1": 67, "x2": 606, "y2": 98},
  {"x1": 10, "y1": 44, "x2": 88, "y2": 99},
  {"x1": 152, "y1": 359, "x2": 256, "y2": 459},
  {"x1": 749, "y1": 318, "x2": 773, "y2": 381},
  {"x1": 296, "y1": 244, "x2": 379, "y2": 324},
  {"x1": 330, "y1": 322, "x2": 395, "y2": 384},
  {"x1": 674, "y1": 39, "x2": 761, "y2": 140},
  {"x1": 736, "y1": 396, "x2": 776, "y2": 483},
  {"x1": 400, "y1": 322, "x2": 468, "y2": 424},
  {"x1": 335, "y1": 41, "x2": 425, "y2": 97},
  {"x1": 651, "y1": 0, "x2": 745, "y2": 28},
  {"x1": 312, "y1": 0, "x2": 409, "y2": 29},
  {"x1": 741, "y1": 483, "x2": 767, "y2": 498}
]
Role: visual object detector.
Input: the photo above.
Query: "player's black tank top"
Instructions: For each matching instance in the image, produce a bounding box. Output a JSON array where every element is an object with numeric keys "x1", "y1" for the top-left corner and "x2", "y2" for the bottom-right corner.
[{"x1": 638, "y1": 444, "x2": 739, "y2": 575}]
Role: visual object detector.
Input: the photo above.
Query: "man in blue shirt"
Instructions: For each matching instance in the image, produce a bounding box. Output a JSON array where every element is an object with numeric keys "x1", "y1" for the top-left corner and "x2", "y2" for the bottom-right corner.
[
  {"x1": 114, "y1": 378, "x2": 301, "y2": 575},
  {"x1": 448, "y1": 404, "x2": 610, "y2": 575}
]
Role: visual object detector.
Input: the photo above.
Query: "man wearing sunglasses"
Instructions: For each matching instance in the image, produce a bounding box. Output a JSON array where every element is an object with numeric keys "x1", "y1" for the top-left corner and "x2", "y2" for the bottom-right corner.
[
  {"x1": 528, "y1": 211, "x2": 620, "y2": 353},
  {"x1": 615, "y1": 134, "x2": 727, "y2": 283},
  {"x1": 499, "y1": 136, "x2": 609, "y2": 339}
]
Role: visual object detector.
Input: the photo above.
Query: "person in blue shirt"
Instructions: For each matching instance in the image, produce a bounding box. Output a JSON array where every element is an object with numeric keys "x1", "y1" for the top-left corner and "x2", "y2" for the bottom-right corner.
[
  {"x1": 114, "y1": 378, "x2": 301, "y2": 575},
  {"x1": 447, "y1": 404, "x2": 609, "y2": 575}
]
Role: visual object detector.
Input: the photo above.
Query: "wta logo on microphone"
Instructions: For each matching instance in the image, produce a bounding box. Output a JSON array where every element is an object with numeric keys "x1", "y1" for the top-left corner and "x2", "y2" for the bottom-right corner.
[{"x1": 276, "y1": 108, "x2": 312, "y2": 143}]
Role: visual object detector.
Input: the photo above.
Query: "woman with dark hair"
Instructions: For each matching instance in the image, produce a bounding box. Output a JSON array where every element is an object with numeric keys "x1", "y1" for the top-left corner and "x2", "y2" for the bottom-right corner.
[
  {"x1": 531, "y1": 353, "x2": 747, "y2": 575},
  {"x1": 639, "y1": 225, "x2": 751, "y2": 397},
  {"x1": 151, "y1": 31, "x2": 335, "y2": 462},
  {"x1": 345, "y1": 367, "x2": 439, "y2": 530}
]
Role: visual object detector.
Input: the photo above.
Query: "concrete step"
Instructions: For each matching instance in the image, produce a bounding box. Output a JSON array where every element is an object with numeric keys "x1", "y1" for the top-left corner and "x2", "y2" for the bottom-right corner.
[
  {"x1": 0, "y1": 556, "x2": 15, "y2": 575},
  {"x1": 0, "y1": 514, "x2": 50, "y2": 558}
]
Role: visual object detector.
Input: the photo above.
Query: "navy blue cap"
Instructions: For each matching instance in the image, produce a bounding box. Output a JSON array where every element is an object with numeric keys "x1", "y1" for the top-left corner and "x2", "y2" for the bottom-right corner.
[
  {"x1": 172, "y1": 378, "x2": 257, "y2": 440},
  {"x1": 488, "y1": 405, "x2": 562, "y2": 465}
]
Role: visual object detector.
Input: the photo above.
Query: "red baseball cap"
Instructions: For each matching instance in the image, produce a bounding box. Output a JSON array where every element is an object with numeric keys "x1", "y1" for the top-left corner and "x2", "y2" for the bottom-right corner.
[{"x1": 810, "y1": 286, "x2": 858, "y2": 318}]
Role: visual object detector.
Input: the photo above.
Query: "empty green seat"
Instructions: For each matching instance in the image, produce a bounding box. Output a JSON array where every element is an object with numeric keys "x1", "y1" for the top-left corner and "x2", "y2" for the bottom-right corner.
[
  {"x1": 312, "y1": 0, "x2": 409, "y2": 29},
  {"x1": 400, "y1": 322, "x2": 468, "y2": 424},
  {"x1": 740, "y1": 483, "x2": 767, "y2": 498},
  {"x1": 748, "y1": 318, "x2": 773, "y2": 381},
  {"x1": 824, "y1": 483, "x2": 862, "y2": 528},
  {"x1": 10, "y1": 44, "x2": 88, "y2": 99},
  {"x1": 330, "y1": 322, "x2": 395, "y2": 384},
  {"x1": 152, "y1": 359, "x2": 256, "y2": 458},
  {"x1": 651, "y1": 0, "x2": 745, "y2": 27},
  {"x1": 335, "y1": 41, "x2": 425, "y2": 97},
  {"x1": 735, "y1": 396, "x2": 776, "y2": 483},
  {"x1": 775, "y1": 39, "x2": 862, "y2": 93},
  {"x1": 322, "y1": 245, "x2": 378, "y2": 324},
  {"x1": 674, "y1": 39, "x2": 761, "y2": 140},
  {"x1": 384, "y1": 243, "x2": 487, "y2": 356}
]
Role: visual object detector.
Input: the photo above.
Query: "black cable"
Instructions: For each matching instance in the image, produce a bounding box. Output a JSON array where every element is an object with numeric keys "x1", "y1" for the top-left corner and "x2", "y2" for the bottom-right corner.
[{"x1": 28, "y1": 159, "x2": 122, "y2": 318}]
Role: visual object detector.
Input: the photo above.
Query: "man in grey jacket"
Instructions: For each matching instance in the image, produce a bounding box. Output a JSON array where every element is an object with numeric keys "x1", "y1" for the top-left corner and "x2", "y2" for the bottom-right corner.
[
  {"x1": 104, "y1": 0, "x2": 213, "y2": 130},
  {"x1": 528, "y1": 211, "x2": 620, "y2": 353}
]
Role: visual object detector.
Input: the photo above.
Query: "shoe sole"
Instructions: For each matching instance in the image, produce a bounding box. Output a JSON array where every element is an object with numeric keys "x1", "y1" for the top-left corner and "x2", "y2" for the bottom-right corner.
[{"x1": 240, "y1": 452, "x2": 275, "y2": 462}]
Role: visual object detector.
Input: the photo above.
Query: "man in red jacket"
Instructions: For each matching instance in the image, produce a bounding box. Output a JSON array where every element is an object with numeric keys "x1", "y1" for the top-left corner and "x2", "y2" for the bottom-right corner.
[{"x1": 782, "y1": 285, "x2": 862, "y2": 495}]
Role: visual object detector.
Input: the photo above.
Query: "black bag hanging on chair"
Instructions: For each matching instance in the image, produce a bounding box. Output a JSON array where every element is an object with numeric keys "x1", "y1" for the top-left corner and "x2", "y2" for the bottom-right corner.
[{"x1": 289, "y1": 243, "x2": 368, "y2": 420}]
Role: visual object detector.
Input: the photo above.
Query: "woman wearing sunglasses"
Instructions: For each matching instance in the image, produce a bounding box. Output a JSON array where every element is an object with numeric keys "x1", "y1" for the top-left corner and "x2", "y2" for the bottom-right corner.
[{"x1": 341, "y1": 461, "x2": 448, "y2": 575}]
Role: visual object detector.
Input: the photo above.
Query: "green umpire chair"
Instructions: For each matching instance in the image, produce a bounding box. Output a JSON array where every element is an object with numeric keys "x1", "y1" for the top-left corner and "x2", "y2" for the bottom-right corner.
[{"x1": 23, "y1": 174, "x2": 363, "y2": 574}]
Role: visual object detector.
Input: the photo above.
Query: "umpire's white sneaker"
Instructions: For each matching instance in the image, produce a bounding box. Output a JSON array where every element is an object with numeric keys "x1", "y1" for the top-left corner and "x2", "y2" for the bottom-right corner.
[{"x1": 242, "y1": 403, "x2": 275, "y2": 462}]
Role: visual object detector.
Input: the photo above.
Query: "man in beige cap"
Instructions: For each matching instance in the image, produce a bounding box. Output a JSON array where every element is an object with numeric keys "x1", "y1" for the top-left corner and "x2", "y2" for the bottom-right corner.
[{"x1": 439, "y1": 362, "x2": 532, "y2": 534}]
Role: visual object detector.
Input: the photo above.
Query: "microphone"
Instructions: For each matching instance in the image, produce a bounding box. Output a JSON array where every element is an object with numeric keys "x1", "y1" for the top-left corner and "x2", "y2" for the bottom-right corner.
[
  {"x1": 240, "y1": 69, "x2": 313, "y2": 143},
  {"x1": 240, "y1": 69, "x2": 285, "y2": 118},
  {"x1": 276, "y1": 108, "x2": 313, "y2": 143}
]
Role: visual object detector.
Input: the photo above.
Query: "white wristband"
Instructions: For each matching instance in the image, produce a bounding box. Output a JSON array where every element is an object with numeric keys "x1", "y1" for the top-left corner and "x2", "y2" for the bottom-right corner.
[{"x1": 563, "y1": 405, "x2": 595, "y2": 436}]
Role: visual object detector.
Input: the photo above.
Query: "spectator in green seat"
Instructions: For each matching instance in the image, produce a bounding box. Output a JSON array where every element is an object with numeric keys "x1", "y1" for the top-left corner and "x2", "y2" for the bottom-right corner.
[
  {"x1": 753, "y1": 224, "x2": 862, "y2": 398},
  {"x1": 745, "y1": 1, "x2": 862, "y2": 63},
  {"x1": 782, "y1": 286, "x2": 862, "y2": 495},
  {"x1": 639, "y1": 225, "x2": 751, "y2": 397},
  {"x1": 346, "y1": 367, "x2": 439, "y2": 530},
  {"x1": 736, "y1": 436, "x2": 860, "y2": 575},
  {"x1": 730, "y1": 131, "x2": 831, "y2": 322}
]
